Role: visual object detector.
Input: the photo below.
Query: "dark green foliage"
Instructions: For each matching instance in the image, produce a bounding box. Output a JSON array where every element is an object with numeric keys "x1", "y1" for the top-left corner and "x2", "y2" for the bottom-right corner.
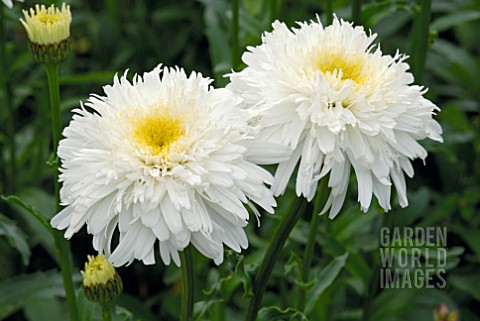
[{"x1": 0, "y1": 0, "x2": 479, "y2": 320}]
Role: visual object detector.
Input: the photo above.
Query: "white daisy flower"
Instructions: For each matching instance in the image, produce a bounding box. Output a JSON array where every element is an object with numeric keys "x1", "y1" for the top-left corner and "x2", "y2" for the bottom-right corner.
[
  {"x1": 228, "y1": 17, "x2": 443, "y2": 218},
  {"x1": 51, "y1": 65, "x2": 288, "y2": 266},
  {"x1": 2, "y1": 0, "x2": 23, "y2": 9}
]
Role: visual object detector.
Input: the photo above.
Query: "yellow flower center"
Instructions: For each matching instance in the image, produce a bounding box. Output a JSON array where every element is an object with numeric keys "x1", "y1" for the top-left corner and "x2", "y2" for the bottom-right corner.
[
  {"x1": 81, "y1": 255, "x2": 116, "y2": 287},
  {"x1": 37, "y1": 12, "x2": 63, "y2": 25},
  {"x1": 133, "y1": 112, "x2": 185, "y2": 156},
  {"x1": 315, "y1": 48, "x2": 367, "y2": 86}
]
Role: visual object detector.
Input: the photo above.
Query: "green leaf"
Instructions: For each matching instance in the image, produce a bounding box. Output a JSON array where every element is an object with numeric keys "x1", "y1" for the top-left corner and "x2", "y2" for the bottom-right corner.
[
  {"x1": 450, "y1": 224, "x2": 480, "y2": 260},
  {"x1": 76, "y1": 288, "x2": 97, "y2": 321},
  {"x1": 59, "y1": 71, "x2": 117, "y2": 85},
  {"x1": 2, "y1": 189, "x2": 56, "y2": 261},
  {"x1": 234, "y1": 254, "x2": 258, "y2": 298},
  {"x1": 371, "y1": 288, "x2": 418, "y2": 321},
  {"x1": 448, "y1": 275, "x2": 480, "y2": 302},
  {"x1": 258, "y1": 306, "x2": 308, "y2": 321},
  {"x1": 0, "y1": 270, "x2": 64, "y2": 320},
  {"x1": 321, "y1": 236, "x2": 371, "y2": 291},
  {"x1": 430, "y1": 10, "x2": 480, "y2": 33},
  {"x1": 304, "y1": 252, "x2": 349, "y2": 314},
  {"x1": 1, "y1": 195, "x2": 53, "y2": 236},
  {"x1": 0, "y1": 213, "x2": 31, "y2": 265},
  {"x1": 362, "y1": 0, "x2": 415, "y2": 29},
  {"x1": 23, "y1": 297, "x2": 69, "y2": 321},
  {"x1": 113, "y1": 306, "x2": 136, "y2": 321},
  {"x1": 115, "y1": 293, "x2": 158, "y2": 321},
  {"x1": 199, "y1": 0, "x2": 232, "y2": 86},
  {"x1": 193, "y1": 299, "x2": 224, "y2": 321}
]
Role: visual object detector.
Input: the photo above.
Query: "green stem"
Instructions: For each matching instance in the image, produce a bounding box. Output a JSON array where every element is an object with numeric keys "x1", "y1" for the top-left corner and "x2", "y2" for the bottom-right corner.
[
  {"x1": 0, "y1": 5, "x2": 16, "y2": 194},
  {"x1": 53, "y1": 230, "x2": 79, "y2": 321},
  {"x1": 106, "y1": 0, "x2": 120, "y2": 33},
  {"x1": 244, "y1": 197, "x2": 308, "y2": 321},
  {"x1": 45, "y1": 63, "x2": 61, "y2": 212},
  {"x1": 45, "y1": 63, "x2": 79, "y2": 321},
  {"x1": 295, "y1": 178, "x2": 329, "y2": 310},
  {"x1": 412, "y1": 0, "x2": 432, "y2": 83},
  {"x1": 325, "y1": 0, "x2": 333, "y2": 25},
  {"x1": 352, "y1": 0, "x2": 362, "y2": 25},
  {"x1": 180, "y1": 247, "x2": 194, "y2": 321},
  {"x1": 45, "y1": 64, "x2": 61, "y2": 157},
  {"x1": 231, "y1": 0, "x2": 240, "y2": 71},
  {"x1": 101, "y1": 303, "x2": 112, "y2": 321}
]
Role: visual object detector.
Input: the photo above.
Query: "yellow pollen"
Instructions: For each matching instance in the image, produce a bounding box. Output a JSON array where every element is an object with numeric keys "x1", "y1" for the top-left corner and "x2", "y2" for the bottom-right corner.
[
  {"x1": 37, "y1": 13, "x2": 62, "y2": 25},
  {"x1": 133, "y1": 113, "x2": 185, "y2": 155},
  {"x1": 315, "y1": 49, "x2": 367, "y2": 86}
]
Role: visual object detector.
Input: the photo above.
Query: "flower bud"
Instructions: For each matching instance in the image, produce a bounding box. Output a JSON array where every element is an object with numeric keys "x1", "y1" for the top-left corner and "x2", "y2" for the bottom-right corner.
[
  {"x1": 81, "y1": 255, "x2": 123, "y2": 304},
  {"x1": 20, "y1": 3, "x2": 72, "y2": 64}
]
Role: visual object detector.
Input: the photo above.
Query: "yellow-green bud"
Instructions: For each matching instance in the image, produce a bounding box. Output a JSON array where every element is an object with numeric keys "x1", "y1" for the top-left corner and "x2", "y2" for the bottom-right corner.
[
  {"x1": 20, "y1": 3, "x2": 72, "y2": 64},
  {"x1": 81, "y1": 255, "x2": 123, "y2": 304}
]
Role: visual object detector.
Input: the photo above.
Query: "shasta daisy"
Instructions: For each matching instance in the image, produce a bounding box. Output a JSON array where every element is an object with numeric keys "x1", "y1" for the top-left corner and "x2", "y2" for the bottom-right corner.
[
  {"x1": 51, "y1": 66, "x2": 288, "y2": 266},
  {"x1": 228, "y1": 17, "x2": 442, "y2": 218}
]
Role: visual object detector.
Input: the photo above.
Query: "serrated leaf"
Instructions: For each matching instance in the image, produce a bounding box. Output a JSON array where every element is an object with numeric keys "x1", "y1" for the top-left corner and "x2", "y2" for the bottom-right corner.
[
  {"x1": 258, "y1": 306, "x2": 308, "y2": 321},
  {"x1": 0, "y1": 213, "x2": 31, "y2": 265},
  {"x1": 193, "y1": 299, "x2": 224, "y2": 321},
  {"x1": 234, "y1": 254, "x2": 258, "y2": 298},
  {"x1": 305, "y1": 253, "x2": 349, "y2": 314}
]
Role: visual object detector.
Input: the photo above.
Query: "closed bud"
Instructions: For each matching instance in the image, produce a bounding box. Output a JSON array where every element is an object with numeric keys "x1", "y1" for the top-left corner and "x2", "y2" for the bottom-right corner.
[
  {"x1": 20, "y1": 3, "x2": 72, "y2": 64},
  {"x1": 81, "y1": 255, "x2": 123, "y2": 304}
]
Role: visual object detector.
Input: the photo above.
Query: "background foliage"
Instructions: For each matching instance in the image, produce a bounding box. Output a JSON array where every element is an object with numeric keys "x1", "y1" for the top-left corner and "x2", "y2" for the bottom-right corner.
[{"x1": 1, "y1": 0, "x2": 479, "y2": 320}]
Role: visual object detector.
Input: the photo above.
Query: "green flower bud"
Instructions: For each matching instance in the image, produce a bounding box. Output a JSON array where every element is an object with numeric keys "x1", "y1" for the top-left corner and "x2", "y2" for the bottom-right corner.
[
  {"x1": 81, "y1": 255, "x2": 123, "y2": 304},
  {"x1": 20, "y1": 3, "x2": 72, "y2": 64}
]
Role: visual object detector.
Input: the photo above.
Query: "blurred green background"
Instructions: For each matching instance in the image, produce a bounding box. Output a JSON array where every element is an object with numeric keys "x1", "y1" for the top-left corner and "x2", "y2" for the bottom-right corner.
[{"x1": 1, "y1": 0, "x2": 479, "y2": 320}]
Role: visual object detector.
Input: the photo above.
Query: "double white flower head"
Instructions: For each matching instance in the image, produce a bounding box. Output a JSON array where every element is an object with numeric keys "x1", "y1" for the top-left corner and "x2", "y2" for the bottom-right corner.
[
  {"x1": 229, "y1": 17, "x2": 442, "y2": 218},
  {"x1": 52, "y1": 66, "x2": 288, "y2": 266},
  {"x1": 52, "y1": 16, "x2": 442, "y2": 267}
]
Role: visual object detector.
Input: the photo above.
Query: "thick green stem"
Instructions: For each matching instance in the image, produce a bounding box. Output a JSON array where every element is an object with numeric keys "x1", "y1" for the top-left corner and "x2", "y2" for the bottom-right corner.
[
  {"x1": 411, "y1": 0, "x2": 432, "y2": 83},
  {"x1": 325, "y1": 0, "x2": 333, "y2": 25},
  {"x1": 0, "y1": 5, "x2": 16, "y2": 194},
  {"x1": 45, "y1": 63, "x2": 79, "y2": 321},
  {"x1": 244, "y1": 197, "x2": 308, "y2": 321},
  {"x1": 295, "y1": 178, "x2": 329, "y2": 310},
  {"x1": 352, "y1": 0, "x2": 362, "y2": 25},
  {"x1": 231, "y1": 0, "x2": 240, "y2": 71},
  {"x1": 45, "y1": 63, "x2": 61, "y2": 198},
  {"x1": 180, "y1": 247, "x2": 194, "y2": 321},
  {"x1": 101, "y1": 303, "x2": 112, "y2": 321},
  {"x1": 45, "y1": 64, "x2": 61, "y2": 155}
]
